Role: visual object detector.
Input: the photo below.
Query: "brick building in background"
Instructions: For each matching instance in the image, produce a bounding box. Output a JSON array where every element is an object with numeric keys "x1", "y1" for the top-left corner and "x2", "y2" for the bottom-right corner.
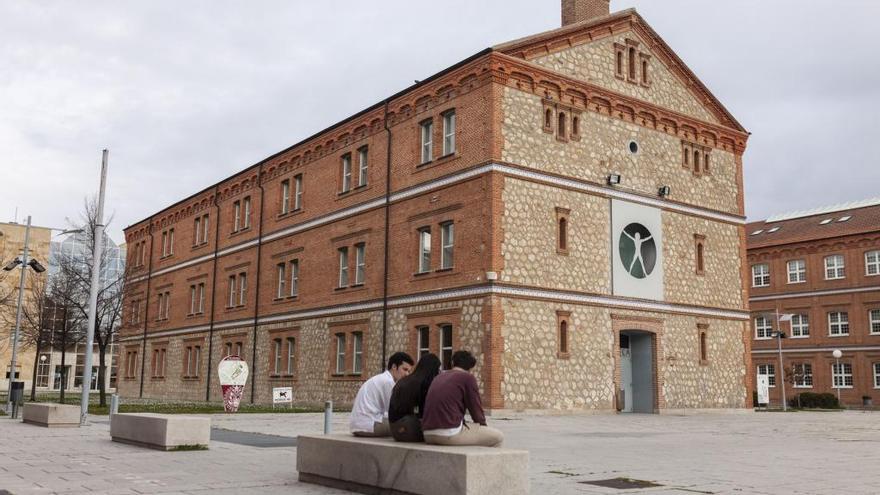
[
  {"x1": 119, "y1": 0, "x2": 752, "y2": 412},
  {"x1": 748, "y1": 199, "x2": 880, "y2": 408}
]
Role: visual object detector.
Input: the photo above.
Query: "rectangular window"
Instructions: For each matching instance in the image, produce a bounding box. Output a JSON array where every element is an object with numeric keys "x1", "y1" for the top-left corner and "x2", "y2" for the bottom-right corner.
[
  {"x1": 193, "y1": 216, "x2": 202, "y2": 245},
  {"x1": 440, "y1": 324, "x2": 453, "y2": 370},
  {"x1": 793, "y1": 363, "x2": 813, "y2": 388},
  {"x1": 755, "y1": 316, "x2": 772, "y2": 339},
  {"x1": 192, "y1": 346, "x2": 201, "y2": 377},
  {"x1": 294, "y1": 174, "x2": 303, "y2": 211},
  {"x1": 867, "y1": 250, "x2": 880, "y2": 276},
  {"x1": 224, "y1": 342, "x2": 233, "y2": 357},
  {"x1": 286, "y1": 337, "x2": 296, "y2": 375},
  {"x1": 335, "y1": 334, "x2": 346, "y2": 374},
  {"x1": 36, "y1": 353, "x2": 50, "y2": 387},
  {"x1": 281, "y1": 179, "x2": 291, "y2": 214},
  {"x1": 228, "y1": 275, "x2": 236, "y2": 307},
  {"x1": 273, "y1": 338, "x2": 282, "y2": 375},
  {"x1": 276, "y1": 262, "x2": 287, "y2": 298},
  {"x1": 189, "y1": 285, "x2": 198, "y2": 315},
  {"x1": 832, "y1": 362, "x2": 853, "y2": 388},
  {"x1": 357, "y1": 146, "x2": 368, "y2": 187},
  {"x1": 757, "y1": 364, "x2": 776, "y2": 387},
  {"x1": 752, "y1": 264, "x2": 770, "y2": 287},
  {"x1": 442, "y1": 110, "x2": 456, "y2": 156},
  {"x1": 420, "y1": 119, "x2": 433, "y2": 164},
  {"x1": 417, "y1": 326, "x2": 430, "y2": 358},
  {"x1": 354, "y1": 243, "x2": 366, "y2": 285},
  {"x1": 338, "y1": 247, "x2": 349, "y2": 287},
  {"x1": 161, "y1": 231, "x2": 168, "y2": 257},
  {"x1": 290, "y1": 259, "x2": 299, "y2": 297},
  {"x1": 418, "y1": 228, "x2": 431, "y2": 273},
  {"x1": 202, "y1": 214, "x2": 209, "y2": 244},
  {"x1": 825, "y1": 254, "x2": 845, "y2": 280},
  {"x1": 341, "y1": 154, "x2": 352, "y2": 193},
  {"x1": 787, "y1": 259, "x2": 806, "y2": 284},
  {"x1": 233, "y1": 200, "x2": 241, "y2": 232},
  {"x1": 352, "y1": 332, "x2": 363, "y2": 374},
  {"x1": 790, "y1": 314, "x2": 809, "y2": 338},
  {"x1": 243, "y1": 196, "x2": 252, "y2": 230},
  {"x1": 238, "y1": 272, "x2": 247, "y2": 306},
  {"x1": 197, "y1": 283, "x2": 205, "y2": 314},
  {"x1": 828, "y1": 312, "x2": 849, "y2": 336},
  {"x1": 869, "y1": 309, "x2": 880, "y2": 335},
  {"x1": 234, "y1": 342, "x2": 243, "y2": 358},
  {"x1": 440, "y1": 222, "x2": 454, "y2": 270},
  {"x1": 168, "y1": 228, "x2": 174, "y2": 255},
  {"x1": 874, "y1": 363, "x2": 880, "y2": 388}
]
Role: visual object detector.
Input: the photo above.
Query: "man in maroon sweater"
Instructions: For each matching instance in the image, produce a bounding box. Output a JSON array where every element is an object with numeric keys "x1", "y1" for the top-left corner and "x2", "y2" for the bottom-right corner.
[{"x1": 421, "y1": 350, "x2": 504, "y2": 447}]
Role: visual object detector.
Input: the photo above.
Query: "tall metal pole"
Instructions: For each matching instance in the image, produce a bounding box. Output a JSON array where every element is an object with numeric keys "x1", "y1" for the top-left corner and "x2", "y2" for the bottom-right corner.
[
  {"x1": 775, "y1": 308, "x2": 787, "y2": 412},
  {"x1": 5, "y1": 216, "x2": 31, "y2": 415},
  {"x1": 79, "y1": 150, "x2": 108, "y2": 425}
]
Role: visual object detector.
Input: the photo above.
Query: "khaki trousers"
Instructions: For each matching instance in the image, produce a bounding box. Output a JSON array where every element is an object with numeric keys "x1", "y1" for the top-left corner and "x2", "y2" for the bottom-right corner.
[
  {"x1": 424, "y1": 424, "x2": 504, "y2": 447},
  {"x1": 353, "y1": 420, "x2": 391, "y2": 437}
]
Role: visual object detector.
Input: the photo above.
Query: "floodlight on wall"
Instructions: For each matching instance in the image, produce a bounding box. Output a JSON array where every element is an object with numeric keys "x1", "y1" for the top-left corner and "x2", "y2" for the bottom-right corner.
[
  {"x1": 28, "y1": 259, "x2": 46, "y2": 273},
  {"x1": 607, "y1": 174, "x2": 622, "y2": 186},
  {"x1": 3, "y1": 258, "x2": 22, "y2": 271},
  {"x1": 658, "y1": 185, "x2": 671, "y2": 197}
]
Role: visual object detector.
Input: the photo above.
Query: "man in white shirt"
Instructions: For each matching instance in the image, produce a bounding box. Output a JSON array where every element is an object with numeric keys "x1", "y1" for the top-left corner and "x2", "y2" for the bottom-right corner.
[{"x1": 350, "y1": 352, "x2": 414, "y2": 437}]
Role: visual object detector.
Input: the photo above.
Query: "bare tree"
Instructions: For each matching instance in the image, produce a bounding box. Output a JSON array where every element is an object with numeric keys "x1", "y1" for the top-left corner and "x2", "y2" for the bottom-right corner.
[{"x1": 51, "y1": 198, "x2": 127, "y2": 406}]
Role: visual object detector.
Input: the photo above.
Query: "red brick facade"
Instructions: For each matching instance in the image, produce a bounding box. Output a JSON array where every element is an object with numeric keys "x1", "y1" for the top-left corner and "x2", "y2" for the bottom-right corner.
[{"x1": 748, "y1": 201, "x2": 880, "y2": 407}]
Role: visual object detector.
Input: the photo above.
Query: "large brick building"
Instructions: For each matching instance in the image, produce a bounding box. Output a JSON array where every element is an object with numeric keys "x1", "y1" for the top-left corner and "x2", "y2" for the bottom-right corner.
[
  {"x1": 119, "y1": 0, "x2": 752, "y2": 412},
  {"x1": 748, "y1": 199, "x2": 880, "y2": 408}
]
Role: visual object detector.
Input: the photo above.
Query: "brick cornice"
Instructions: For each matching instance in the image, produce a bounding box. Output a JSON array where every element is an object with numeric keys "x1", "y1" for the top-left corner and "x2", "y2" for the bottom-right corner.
[
  {"x1": 488, "y1": 51, "x2": 748, "y2": 155},
  {"x1": 495, "y1": 10, "x2": 746, "y2": 134}
]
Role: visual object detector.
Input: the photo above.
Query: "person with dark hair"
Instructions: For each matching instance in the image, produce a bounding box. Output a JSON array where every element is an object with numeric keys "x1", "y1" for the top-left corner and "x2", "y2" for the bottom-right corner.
[
  {"x1": 350, "y1": 351, "x2": 414, "y2": 437},
  {"x1": 421, "y1": 350, "x2": 504, "y2": 447},
  {"x1": 389, "y1": 353, "x2": 442, "y2": 442}
]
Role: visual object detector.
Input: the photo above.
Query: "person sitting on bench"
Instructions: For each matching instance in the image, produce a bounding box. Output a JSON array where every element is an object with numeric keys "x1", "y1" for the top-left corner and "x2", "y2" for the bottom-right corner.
[
  {"x1": 389, "y1": 353, "x2": 441, "y2": 442},
  {"x1": 350, "y1": 352, "x2": 414, "y2": 437},
  {"x1": 421, "y1": 350, "x2": 503, "y2": 447}
]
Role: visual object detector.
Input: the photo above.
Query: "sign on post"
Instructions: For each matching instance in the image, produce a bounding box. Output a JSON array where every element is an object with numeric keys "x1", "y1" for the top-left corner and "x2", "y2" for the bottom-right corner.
[
  {"x1": 218, "y1": 356, "x2": 249, "y2": 413},
  {"x1": 273, "y1": 387, "x2": 293, "y2": 409},
  {"x1": 756, "y1": 375, "x2": 770, "y2": 406}
]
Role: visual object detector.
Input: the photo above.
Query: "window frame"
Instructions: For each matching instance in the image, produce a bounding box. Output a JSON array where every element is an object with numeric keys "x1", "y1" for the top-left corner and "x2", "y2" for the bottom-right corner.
[
  {"x1": 417, "y1": 325, "x2": 430, "y2": 358},
  {"x1": 420, "y1": 119, "x2": 433, "y2": 164},
  {"x1": 338, "y1": 247, "x2": 349, "y2": 288},
  {"x1": 869, "y1": 309, "x2": 880, "y2": 335},
  {"x1": 792, "y1": 363, "x2": 813, "y2": 388},
  {"x1": 335, "y1": 333, "x2": 346, "y2": 375},
  {"x1": 357, "y1": 146, "x2": 368, "y2": 187},
  {"x1": 440, "y1": 221, "x2": 454, "y2": 270},
  {"x1": 352, "y1": 331, "x2": 364, "y2": 374},
  {"x1": 824, "y1": 254, "x2": 845, "y2": 280},
  {"x1": 417, "y1": 227, "x2": 432, "y2": 273},
  {"x1": 280, "y1": 178, "x2": 291, "y2": 215},
  {"x1": 293, "y1": 174, "x2": 303, "y2": 211},
  {"x1": 755, "y1": 316, "x2": 773, "y2": 340},
  {"x1": 874, "y1": 362, "x2": 880, "y2": 389},
  {"x1": 828, "y1": 311, "x2": 849, "y2": 337},
  {"x1": 290, "y1": 259, "x2": 299, "y2": 297},
  {"x1": 354, "y1": 243, "x2": 366, "y2": 286},
  {"x1": 866, "y1": 250, "x2": 880, "y2": 276},
  {"x1": 441, "y1": 110, "x2": 456, "y2": 156},
  {"x1": 790, "y1": 314, "x2": 810, "y2": 338},
  {"x1": 439, "y1": 324, "x2": 453, "y2": 370},
  {"x1": 341, "y1": 153, "x2": 352, "y2": 193},
  {"x1": 276, "y1": 262, "x2": 287, "y2": 299},
  {"x1": 757, "y1": 363, "x2": 776, "y2": 387},
  {"x1": 751, "y1": 264, "x2": 770, "y2": 288},
  {"x1": 787, "y1": 259, "x2": 806, "y2": 284},
  {"x1": 831, "y1": 362, "x2": 853, "y2": 389}
]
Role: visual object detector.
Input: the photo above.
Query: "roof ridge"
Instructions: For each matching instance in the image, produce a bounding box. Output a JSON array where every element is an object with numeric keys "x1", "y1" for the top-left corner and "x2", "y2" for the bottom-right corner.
[{"x1": 764, "y1": 197, "x2": 880, "y2": 223}]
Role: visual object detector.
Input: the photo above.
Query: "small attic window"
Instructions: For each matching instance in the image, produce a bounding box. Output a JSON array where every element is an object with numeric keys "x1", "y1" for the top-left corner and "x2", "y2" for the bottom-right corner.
[
  {"x1": 819, "y1": 219, "x2": 833, "y2": 225},
  {"x1": 750, "y1": 230, "x2": 764, "y2": 236},
  {"x1": 837, "y1": 216, "x2": 852, "y2": 222},
  {"x1": 767, "y1": 227, "x2": 780, "y2": 233}
]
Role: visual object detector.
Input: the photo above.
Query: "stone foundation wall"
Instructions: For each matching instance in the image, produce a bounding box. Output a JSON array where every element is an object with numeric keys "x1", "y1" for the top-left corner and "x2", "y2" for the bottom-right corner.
[
  {"x1": 501, "y1": 87, "x2": 740, "y2": 215},
  {"x1": 500, "y1": 298, "x2": 748, "y2": 411}
]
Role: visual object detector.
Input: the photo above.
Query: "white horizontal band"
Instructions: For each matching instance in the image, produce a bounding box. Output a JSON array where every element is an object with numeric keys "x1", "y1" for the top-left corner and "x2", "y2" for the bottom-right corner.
[{"x1": 749, "y1": 285, "x2": 880, "y2": 302}]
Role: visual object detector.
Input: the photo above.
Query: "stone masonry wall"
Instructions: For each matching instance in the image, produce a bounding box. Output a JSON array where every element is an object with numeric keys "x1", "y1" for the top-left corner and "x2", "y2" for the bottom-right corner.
[
  {"x1": 501, "y1": 298, "x2": 748, "y2": 410},
  {"x1": 501, "y1": 87, "x2": 740, "y2": 215},
  {"x1": 529, "y1": 31, "x2": 720, "y2": 124}
]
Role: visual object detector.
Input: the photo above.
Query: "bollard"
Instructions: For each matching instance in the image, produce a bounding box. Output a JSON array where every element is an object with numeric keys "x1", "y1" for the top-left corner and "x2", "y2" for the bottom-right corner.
[
  {"x1": 323, "y1": 400, "x2": 332, "y2": 435},
  {"x1": 110, "y1": 394, "x2": 119, "y2": 415}
]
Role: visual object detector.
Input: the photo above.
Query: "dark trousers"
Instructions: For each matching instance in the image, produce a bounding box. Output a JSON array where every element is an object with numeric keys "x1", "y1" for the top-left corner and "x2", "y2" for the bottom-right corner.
[{"x1": 390, "y1": 415, "x2": 424, "y2": 443}]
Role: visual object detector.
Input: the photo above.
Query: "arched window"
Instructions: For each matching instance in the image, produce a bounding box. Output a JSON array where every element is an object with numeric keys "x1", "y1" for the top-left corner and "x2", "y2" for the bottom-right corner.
[
  {"x1": 628, "y1": 47, "x2": 636, "y2": 80},
  {"x1": 545, "y1": 108, "x2": 553, "y2": 129},
  {"x1": 560, "y1": 320, "x2": 568, "y2": 354},
  {"x1": 558, "y1": 112, "x2": 567, "y2": 139},
  {"x1": 703, "y1": 152, "x2": 710, "y2": 173},
  {"x1": 697, "y1": 242, "x2": 705, "y2": 273},
  {"x1": 641, "y1": 60, "x2": 649, "y2": 84},
  {"x1": 684, "y1": 147, "x2": 690, "y2": 165},
  {"x1": 616, "y1": 51, "x2": 623, "y2": 76},
  {"x1": 693, "y1": 150, "x2": 701, "y2": 173},
  {"x1": 558, "y1": 218, "x2": 568, "y2": 251},
  {"x1": 700, "y1": 331, "x2": 708, "y2": 362},
  {"x1": 572, "y1": 116, "x2": 580, "y2": 136}
]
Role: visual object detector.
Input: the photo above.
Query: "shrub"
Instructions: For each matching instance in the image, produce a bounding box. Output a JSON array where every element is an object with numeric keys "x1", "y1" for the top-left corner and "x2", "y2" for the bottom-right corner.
[{"x1": 790, "y1": 392, "x2": 840, "y2": 409}]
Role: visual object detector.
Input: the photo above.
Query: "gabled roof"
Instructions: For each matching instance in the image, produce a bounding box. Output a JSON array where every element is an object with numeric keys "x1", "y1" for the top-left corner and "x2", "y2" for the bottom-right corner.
[
  {"x1": 747, "y1": 199, "x2": 880, "y2": 249},
  {"x1": 494, "y1": 9, "x2": 747, "y2": 133}
]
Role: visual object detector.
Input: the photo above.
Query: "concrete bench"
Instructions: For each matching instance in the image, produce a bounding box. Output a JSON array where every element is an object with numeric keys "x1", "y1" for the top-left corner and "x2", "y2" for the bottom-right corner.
[
  {"x1": 22, "y1": 403, "x2": 80, "y2": 428},
  {"x1": 110, "y1": 413, "x2": 210, "y2": 451},
  {"x1": 297, "y1": 434, "x2": 529, "y2": 495}
]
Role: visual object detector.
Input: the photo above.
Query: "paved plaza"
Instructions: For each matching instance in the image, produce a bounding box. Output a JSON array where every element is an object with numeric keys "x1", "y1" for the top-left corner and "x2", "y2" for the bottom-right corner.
[{"x1": 0, "y1": 410, "x2": 878, "y2": 494}]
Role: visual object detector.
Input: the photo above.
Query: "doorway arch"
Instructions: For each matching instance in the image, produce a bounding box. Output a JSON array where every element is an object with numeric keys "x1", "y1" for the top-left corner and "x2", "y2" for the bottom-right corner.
[{"x1": 612, "y1": 315, "x2": 663, "y2": 414}]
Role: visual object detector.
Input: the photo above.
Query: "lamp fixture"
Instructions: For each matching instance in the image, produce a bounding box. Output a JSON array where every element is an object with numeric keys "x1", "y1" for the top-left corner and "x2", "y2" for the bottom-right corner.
[
  {"x1": 3, "y1": 258, "x2": 22, "y2": 271},
  {"x1": 658, "y1": 185, "x2": 671, "y2": 197},
  {"x1": 607, "y1": 174, "x2": 622, "y2": 186}
]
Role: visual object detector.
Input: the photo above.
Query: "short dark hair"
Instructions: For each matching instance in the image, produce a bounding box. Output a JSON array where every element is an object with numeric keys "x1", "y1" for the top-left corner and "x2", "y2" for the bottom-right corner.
[
  {"x1": 387, "y1": 352, "x2": 414, "y2": 370},
  {"x1": 451, "y1": 350, "x2": 477, "y2": 370}
]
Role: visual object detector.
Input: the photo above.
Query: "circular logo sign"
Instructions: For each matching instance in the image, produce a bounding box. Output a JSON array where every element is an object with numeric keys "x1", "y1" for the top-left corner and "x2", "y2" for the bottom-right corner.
[{"x1": 619, "y1": 223, "x2": 656, "y2": 279}]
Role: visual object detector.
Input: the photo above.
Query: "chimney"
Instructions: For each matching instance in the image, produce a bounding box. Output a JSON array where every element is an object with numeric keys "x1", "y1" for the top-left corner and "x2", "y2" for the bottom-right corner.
[{"x1": 561, "y1": 0, "x2": 610, "y2": 26}]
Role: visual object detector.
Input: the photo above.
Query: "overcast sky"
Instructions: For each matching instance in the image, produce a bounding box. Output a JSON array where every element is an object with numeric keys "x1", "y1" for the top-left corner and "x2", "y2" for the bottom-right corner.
[{"x1": 2, "y1": 0, "x2": 879, "y2": 242}]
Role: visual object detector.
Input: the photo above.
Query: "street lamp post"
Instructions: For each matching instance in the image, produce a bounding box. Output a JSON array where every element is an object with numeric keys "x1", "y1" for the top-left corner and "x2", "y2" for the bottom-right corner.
[
  {"x1": 832, "y1": 349, "x2": 843, "y2": 405},
  {"x1": 773, "y1": 329, "x2": 787, "y2": 412}
]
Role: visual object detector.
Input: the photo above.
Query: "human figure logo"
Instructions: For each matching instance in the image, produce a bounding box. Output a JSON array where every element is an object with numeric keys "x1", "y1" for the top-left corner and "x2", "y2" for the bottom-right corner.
[{"x1": 619, "y1": 223, "x2": 657, "y2": 279}]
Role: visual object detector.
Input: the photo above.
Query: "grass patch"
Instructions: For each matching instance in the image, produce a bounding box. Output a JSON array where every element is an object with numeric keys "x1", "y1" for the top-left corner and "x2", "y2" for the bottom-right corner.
[{"x1": 169, "y1": 444, "x2": 209, "y2": 451}]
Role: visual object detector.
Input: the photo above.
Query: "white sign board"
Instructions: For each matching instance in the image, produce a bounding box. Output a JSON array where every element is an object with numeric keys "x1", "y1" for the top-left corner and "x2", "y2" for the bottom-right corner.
[
  {"x1": 756, "y1": 375, "x2": 770, "y2": 405},
  {"x1": 273, "y1": 387, "x2": 293, "y2": 404},
  {"x1": 611, "y1": 199, "x2": 664, "y2": 301}
]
